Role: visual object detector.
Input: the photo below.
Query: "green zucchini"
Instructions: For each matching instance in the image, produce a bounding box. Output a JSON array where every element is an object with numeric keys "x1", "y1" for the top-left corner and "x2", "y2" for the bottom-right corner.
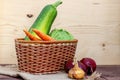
[{"x1": 25, "y1": 0, "x2": 62, "y2": 40}]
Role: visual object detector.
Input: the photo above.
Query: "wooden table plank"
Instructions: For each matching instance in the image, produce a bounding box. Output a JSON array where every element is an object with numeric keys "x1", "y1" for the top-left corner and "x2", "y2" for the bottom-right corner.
[{"x1": 96, "y1": 65, "x2": 120, "y2": 80}]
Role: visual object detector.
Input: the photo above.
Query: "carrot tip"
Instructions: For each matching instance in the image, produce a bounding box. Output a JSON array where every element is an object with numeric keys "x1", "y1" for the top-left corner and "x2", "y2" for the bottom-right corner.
[{"x1": 23, "y1": 29, "x2": 40, "y2": 41}]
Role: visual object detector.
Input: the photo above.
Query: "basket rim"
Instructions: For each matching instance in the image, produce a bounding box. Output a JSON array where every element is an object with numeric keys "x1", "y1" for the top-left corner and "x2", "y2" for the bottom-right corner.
[{"x1": 15, "y1": 38, "x2": 78, "y2": 44}]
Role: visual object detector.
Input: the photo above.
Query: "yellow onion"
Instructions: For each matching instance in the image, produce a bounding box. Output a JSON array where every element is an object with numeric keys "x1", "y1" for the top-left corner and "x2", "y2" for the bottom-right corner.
[{"x1": 68, "y1": 62, "x2": 85, "y2": 79}]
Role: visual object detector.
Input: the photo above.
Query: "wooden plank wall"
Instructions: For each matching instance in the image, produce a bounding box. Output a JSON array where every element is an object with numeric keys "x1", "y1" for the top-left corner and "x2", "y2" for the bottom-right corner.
[{"x1": 0, "y1": 0, "x2": 120, "y2": 65}]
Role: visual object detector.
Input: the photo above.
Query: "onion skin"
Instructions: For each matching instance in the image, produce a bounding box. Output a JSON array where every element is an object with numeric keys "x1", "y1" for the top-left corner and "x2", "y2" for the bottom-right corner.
[
  {"x1": 68, "y1": 63, "x2": 85, "y2": 79},
  {"x1": 78, "y1": 61, "x2": 87, "y2": 74},
  {"x1": 80, "y1": 58, "x2": 96, "y2": 75},
  {"x1": 64, "y1": 59, "x2": 74, "y2": 73},
  {"x1": 64, "y1": 59, "x2": 87, "y2": 73}
]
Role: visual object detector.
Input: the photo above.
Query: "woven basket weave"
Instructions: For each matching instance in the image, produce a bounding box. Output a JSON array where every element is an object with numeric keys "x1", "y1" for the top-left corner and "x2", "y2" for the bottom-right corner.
[{"x1": 15, "y1": 38, "x2": 78, "y2": 74}]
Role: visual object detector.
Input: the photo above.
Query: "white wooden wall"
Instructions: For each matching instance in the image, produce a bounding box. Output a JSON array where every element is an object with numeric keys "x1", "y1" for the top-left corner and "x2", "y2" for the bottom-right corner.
[{"x1": 0, "y1": 0, "x2": 120, "y2": 65}]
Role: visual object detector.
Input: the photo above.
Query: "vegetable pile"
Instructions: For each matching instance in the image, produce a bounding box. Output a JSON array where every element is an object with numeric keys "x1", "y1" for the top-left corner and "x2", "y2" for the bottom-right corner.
[
  {"x1": 23, "y1": 0, "x2": 74, "y2": 41},
  {"x1": 24, "y1": 0, "x2": 62, "y2": 40},
  {"x1": 64, "y1": 57, "x2": 97, "y2": 79}
]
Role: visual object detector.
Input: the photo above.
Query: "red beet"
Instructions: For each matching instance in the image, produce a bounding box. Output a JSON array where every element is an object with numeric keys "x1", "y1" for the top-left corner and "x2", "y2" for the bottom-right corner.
[{"x1": 80, "y1": 58, "x2": 96, "y2": 75}]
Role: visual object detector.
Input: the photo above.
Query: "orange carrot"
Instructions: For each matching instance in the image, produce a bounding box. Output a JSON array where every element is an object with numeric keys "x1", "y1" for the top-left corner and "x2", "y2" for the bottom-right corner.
[
  {"x1": 23, "y1": 29, "x2": 40, "y2": 41},
  {"x1": 33, "y1": 29, "x2": 55, "y2": 41}
]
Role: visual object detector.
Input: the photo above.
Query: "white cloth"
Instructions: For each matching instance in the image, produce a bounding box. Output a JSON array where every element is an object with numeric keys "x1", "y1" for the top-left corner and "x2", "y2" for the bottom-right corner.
[
  {"x1": 0, "y1": 65, "x2": 72, "y2": 80},
  {"x1": 0, "y1": 65, "x2": 102, "y2": 80}
]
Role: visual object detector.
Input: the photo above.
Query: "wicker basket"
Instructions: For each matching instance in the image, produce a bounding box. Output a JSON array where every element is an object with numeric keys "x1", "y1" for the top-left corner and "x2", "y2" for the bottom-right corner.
[{"x1": 15, "y1": 38, "x2": 78, "y2": 74}]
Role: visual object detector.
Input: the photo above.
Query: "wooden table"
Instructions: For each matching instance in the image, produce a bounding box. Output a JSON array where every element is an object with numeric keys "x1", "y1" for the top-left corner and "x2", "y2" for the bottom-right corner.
[{"x1": 0, "y1": 65, "x2": 120, "y2": 80}]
